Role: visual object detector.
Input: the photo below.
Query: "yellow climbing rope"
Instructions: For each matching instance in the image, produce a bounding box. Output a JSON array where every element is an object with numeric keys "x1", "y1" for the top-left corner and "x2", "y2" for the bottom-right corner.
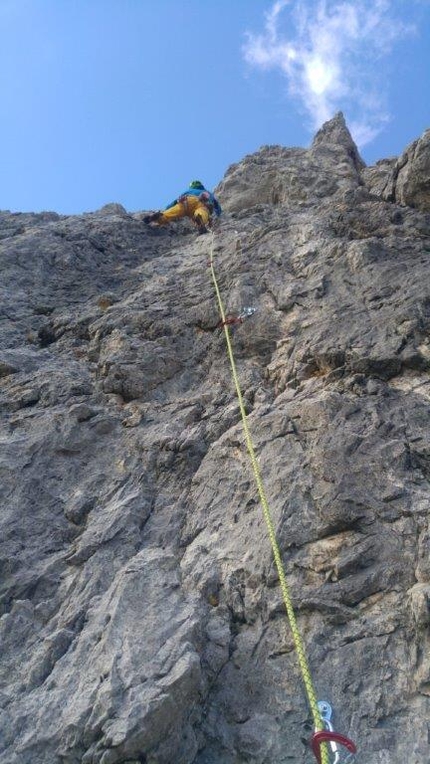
[{"x1": 208, "y1": 231, "x2": 329, "y2": 764}]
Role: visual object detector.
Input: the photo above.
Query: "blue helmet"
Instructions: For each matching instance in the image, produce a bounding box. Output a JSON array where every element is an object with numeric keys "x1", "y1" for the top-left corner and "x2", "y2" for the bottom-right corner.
[{"x1": 189, "y1": 180, "x2": 204, "y2": 190}]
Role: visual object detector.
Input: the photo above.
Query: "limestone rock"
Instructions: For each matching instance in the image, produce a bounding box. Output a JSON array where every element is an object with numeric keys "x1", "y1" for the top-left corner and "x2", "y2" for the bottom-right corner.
[
  {"x1": 363, "y1": 128, "x2": 430, "y2": 213},
  {"x1": 217, "y1": 113, "x2": 365, "y2": 216},
  {"x1": 392, "y1": 129, "x2": 430, "y2": 212},
  {"x1": 361, "y1": 158, "x2": 397, "y2": 199},
  {"x1": 408, "y1": 583, "x2": 430, "y2": 627},
  {"x1": 1, "y1": 115, "x2": 430, "y2": 763},
  {"x1": 310, "y1": 110, "x2": 365, "y2": 175}
]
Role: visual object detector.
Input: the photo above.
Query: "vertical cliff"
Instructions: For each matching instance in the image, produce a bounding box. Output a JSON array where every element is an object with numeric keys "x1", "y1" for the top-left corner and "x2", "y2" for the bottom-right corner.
[{"x1": 1, "y1": 113, "x2": 430, "y2": 763}]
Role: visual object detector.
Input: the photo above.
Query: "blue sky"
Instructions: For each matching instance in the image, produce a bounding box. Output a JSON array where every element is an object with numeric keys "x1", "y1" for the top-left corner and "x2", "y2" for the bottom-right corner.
[{"x1": 0, "y1": 0, "x2": 429, "y2": 215}]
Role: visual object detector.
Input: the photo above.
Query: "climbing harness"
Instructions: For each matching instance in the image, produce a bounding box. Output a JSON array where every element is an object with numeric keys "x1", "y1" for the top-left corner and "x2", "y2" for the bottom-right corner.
[
  {"x1": 199, "y1": 190, "x2": 214, "y2": 213},
  {"x1": 315, "y1": 702, "x2": 356, "y2": 764},
  {"x1": 208, "y1": 228, "x2": 356, "y2": 764}
]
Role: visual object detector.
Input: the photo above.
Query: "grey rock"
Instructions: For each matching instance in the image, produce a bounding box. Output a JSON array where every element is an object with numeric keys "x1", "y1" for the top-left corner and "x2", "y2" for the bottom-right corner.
[
  {"x1": 393, "y1": 129, "x2": 430, "y2": 212},
  {"x1": 408, "y1": 583, "x2": 430, "y2": 627},
  {"x1": 1, "y1": 115, "x2": 430, "y2": 763},
  {"x1": 217, "y1": 112, "x2": 365, "y2": 216},
  {"x1": 363, "y1": 128, "x2": 430, "y2": 213},
  {"x1": 362, "y1": 158, "x2": 397, "y2": 200},
  {"x1": 310, "y1": 110, "x2": 365, "y2": 176},
  {"x1": 97, "y1": 203, "x2": 130, "y2": 218},
  {"x1": 0, "y1": 360, "x2": 18, "y2": 377}
]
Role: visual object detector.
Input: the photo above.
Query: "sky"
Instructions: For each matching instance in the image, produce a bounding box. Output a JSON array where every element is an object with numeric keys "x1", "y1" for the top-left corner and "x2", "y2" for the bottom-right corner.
[{"x1": 0, "y1": 0, "x2": 429, "y2": 215}]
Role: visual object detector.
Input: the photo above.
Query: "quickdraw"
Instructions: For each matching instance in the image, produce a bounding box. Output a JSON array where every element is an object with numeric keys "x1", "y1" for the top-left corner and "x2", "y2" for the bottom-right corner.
[
  {"x1": 217, "y1": 306, "x2": 257, "y2": 328},
  {"x1": 313, "y1": 702, "x2": 356, "y2": 764},
  {"x1": 217, "y1": 315, "x2": 243, "y2": 327}
]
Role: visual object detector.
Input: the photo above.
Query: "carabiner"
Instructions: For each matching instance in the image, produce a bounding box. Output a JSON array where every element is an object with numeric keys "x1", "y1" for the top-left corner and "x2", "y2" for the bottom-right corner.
[
  {"x1": 312, "y1": 730, "x2": 357, "y2": 764},
  {"x1": 318, "y1": 702, "x2": 339, "y2": 763},
  {"x1": 314, "y1": 702, "x2": 356, "y2": 764},
  {"x1": 239, "y1": 306, "x2": 257, "y2": 319}
]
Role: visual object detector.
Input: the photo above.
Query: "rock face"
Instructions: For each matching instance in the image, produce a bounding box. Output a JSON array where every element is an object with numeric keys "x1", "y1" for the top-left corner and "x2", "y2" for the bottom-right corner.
[
  {"x1": 1, "y1": 114, "x2": 430, "y2": 764},
  {"x1": 363, "y1": 127, "x2": 430, "y2": 213}
]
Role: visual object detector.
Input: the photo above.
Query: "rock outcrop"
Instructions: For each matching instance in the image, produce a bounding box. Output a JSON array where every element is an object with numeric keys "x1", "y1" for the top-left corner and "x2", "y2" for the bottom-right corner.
[
  {"x1": 1, "y1": 114, "x2": 430, "y2": 764},
  {"x1": 363, "y1": 127, "x2": 430, "y2": 213}
]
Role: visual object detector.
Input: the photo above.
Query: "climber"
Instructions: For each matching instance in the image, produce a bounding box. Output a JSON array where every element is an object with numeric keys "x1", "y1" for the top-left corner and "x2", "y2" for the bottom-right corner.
[{"x1": 143, "y1": 180, "x2": 222, "y2": 235}]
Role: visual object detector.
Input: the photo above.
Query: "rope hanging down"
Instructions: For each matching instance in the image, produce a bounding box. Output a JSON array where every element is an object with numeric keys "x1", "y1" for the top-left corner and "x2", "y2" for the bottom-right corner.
[{"x1": 208, "y1": 231, "x2": 329, "y2": 764}]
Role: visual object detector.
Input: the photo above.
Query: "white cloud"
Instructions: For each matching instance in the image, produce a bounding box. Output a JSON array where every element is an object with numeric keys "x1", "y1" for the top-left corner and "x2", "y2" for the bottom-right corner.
[{"x1": 243, "y1": 0, "x2": 415, "y2": 146}]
